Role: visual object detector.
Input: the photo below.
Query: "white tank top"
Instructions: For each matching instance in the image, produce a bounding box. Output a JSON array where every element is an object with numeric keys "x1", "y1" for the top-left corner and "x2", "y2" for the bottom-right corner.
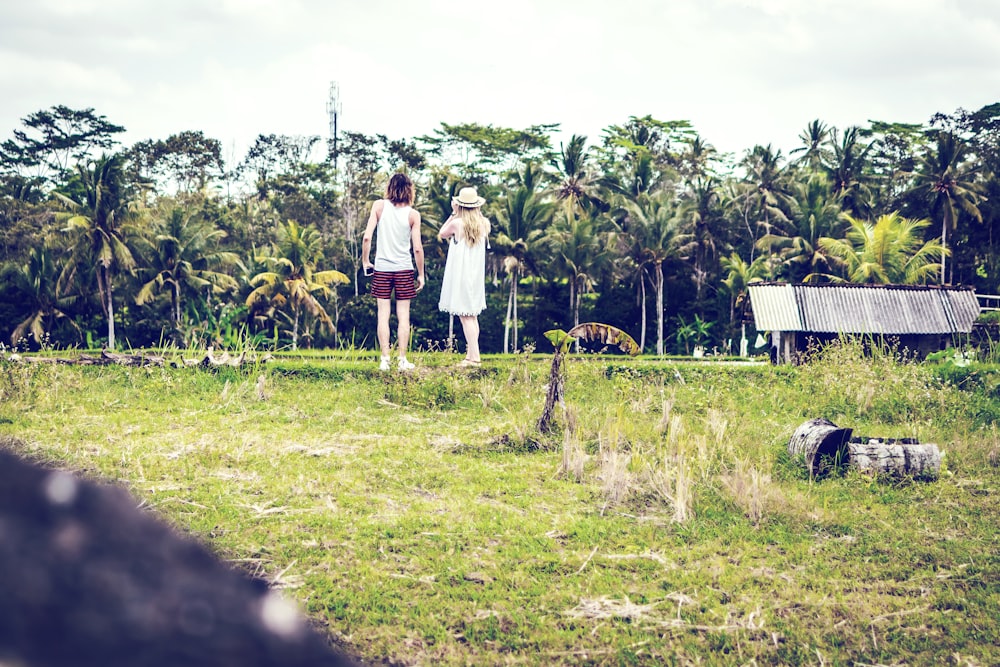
[{"x1": 374, "y1": 200, "x2": 414, "y2": 272}]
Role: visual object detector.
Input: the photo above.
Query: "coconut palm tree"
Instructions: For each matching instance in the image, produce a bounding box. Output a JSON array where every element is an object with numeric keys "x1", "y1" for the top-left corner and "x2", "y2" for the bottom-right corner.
[
  {"x1": 8, "y1": 245, "x2": 81, "y2": 346},
  {"x1": 721, "y1": 251, "x2": 769, "y2": 328},
  {"x1": 825, "y1": 126, "x2": 874, "y2": 218},
  {"x1": 601, "y1": 150, "x2": 657, "y2": 201},
  {"x1": 677, "y1": 135, "x2": 718, "y2": 184},
  {"x1": 612, "y1": 219, "x2": 650, "y2": 353},
  {"x1": 789, "y1": 119, "x2": 831, "y2": 173},
  {"x1": 718, "y1": 180, "x2": 762, "y2": 262},
  {"x1": 739, "y1": 146, "x2": 796, "y2": 290},
  {"x1": 813, "y1": 212, "x2": 945, "y2": 285},
  {"x1": 134, "y1": 207, "x2": 242, "y2": 341},
  {"x1": 416, "y1": 168, "x2": 461, "y2": 238},
  {"x1": 677, "y1": 177, "x2": 724, "y2": 304},
  {"x1": 246, "y1": 220, "x2": 349, "y2": 350},
  {"x1": 625, "y1": 191, "x2": 681, "y2": 355},
  {"x1": 741, "y1": 144, "x2": 794, "y2": 248},
  {"x1": 56, "y1": 154, "x2": 133, "y2": 349},
  {"x1": 756, "y1": 173, "x2": 843, "y2": 282},
  {"x1": 550, "y1": 134, "x2": 602, "y2": 213},
  {"x1": 905, "y1": 131, "x2": 982, "y2": 284},
  {"x1": 493, "y1": 162, "x2": 551, "y2": 353},
  {"x1": 544, "y1": 203, "x2": 612, "y2": 342}
]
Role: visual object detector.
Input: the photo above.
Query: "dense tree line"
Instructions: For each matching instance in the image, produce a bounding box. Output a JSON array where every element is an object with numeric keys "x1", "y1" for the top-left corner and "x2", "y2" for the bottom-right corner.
[{"x1": 1, "y1": 104, "x2": 998, "y2": 354}]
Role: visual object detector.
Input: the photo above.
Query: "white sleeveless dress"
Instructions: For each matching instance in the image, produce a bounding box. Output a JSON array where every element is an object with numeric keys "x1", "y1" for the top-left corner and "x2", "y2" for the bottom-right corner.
[{"x1": 438, "y1": 222, "x2": 489, "y2": 316}]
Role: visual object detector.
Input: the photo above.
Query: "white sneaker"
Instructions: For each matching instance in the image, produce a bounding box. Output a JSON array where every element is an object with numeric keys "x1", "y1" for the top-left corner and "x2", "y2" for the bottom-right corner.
[
  {"x1": 378, "y1": 357, "x2": 391, "y2": 372},
  {"x1": 398, "y1": 358, "x2": 415, "y2": 371}
]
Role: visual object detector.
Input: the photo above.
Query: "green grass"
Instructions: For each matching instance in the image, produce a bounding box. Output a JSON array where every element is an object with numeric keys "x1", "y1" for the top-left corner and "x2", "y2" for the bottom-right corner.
[{"x1": 1, "y1": 344, "x2": 998, "y2": 666}]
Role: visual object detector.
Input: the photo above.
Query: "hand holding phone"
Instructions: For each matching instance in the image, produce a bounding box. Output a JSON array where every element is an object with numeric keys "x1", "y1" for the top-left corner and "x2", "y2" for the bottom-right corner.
[{"x1": 363, "y1": 265, "x2": 374, "y2": 277}]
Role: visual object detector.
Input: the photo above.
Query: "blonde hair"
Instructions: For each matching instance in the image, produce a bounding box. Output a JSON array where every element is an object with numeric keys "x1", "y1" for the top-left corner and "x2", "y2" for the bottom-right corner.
[{"x1": 456, "y1": 207, "x2": 489, "y2": 248}]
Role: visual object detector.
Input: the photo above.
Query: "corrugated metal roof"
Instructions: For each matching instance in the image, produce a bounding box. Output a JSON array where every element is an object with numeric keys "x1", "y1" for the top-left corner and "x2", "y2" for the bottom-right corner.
[
  {"x1": 747, "y1": 283, "x2": 803, "y2": 330},
  {"x1": 747, "y1": 283, "x2": 980, "y2": 334}
]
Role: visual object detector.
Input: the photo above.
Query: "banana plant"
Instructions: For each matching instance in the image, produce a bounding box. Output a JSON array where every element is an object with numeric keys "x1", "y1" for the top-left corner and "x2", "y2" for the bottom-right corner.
[{"x1": 537, "y1": 322, "x2": 640, "y2": 433}]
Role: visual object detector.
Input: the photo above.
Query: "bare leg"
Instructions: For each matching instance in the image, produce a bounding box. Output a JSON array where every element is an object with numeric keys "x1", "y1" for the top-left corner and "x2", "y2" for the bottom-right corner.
[
  {"x1": 376, "y1": 298, "x2": 392, "y2": 358},
  {"x1": 396, "y1": 299, "x2": 411, "y2": 359},
  {"x1": 460, "y1": 315, "x2": 480, "y2": 362}
]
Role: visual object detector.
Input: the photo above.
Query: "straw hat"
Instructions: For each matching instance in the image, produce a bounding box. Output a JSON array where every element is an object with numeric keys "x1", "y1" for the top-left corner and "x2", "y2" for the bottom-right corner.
[{"x1": 453, "y1": 186, "x2": 486, "y2": 208}]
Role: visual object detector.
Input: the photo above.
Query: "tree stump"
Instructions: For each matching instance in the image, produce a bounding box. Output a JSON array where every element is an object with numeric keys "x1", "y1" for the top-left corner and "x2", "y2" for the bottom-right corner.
[
  {"x1": 847, "y1": 439, "x2": 942, "y2": 478},
  {"x1": 537, "y1": 350, "x2": 565, "y2": 434},
  {"x1": 787, "y1": 417, "x2": 853, "y2": 476}
]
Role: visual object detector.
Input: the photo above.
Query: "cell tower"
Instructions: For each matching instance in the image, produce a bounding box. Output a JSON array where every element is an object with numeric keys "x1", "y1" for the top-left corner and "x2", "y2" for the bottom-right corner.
[{"x1": 326, "y1": 81, "x2": 342, "y2": 171}]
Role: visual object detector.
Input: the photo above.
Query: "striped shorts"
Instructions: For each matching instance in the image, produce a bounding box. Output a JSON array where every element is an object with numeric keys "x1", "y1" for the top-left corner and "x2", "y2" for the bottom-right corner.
[{"x1": 371, "y1": 270, "x2": 417, "y2": 300}]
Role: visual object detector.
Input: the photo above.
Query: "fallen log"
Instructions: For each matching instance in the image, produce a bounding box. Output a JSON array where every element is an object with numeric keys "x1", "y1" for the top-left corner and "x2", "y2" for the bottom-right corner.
[
  {"x1": 11, "y1": 355, "x2": 75, "y2": 365},
  {"x1": 11, "y1": 351, "x2": 165, "y2": 367},
  {"x1": 8, "y1": 350, "x2": 268, "y2": 369},
  {"x1": 97, "y1": 351, "x2": 165, "y2": 366},
  {"x1": 787, "y1": 417, "x2": 853, "y2": 476},
  {"x1": 788, "y1": 418, "x2": 941, "y2": 480},
  {"x1": 847, "y1": 439, "x2": 942, "y2": 478}
]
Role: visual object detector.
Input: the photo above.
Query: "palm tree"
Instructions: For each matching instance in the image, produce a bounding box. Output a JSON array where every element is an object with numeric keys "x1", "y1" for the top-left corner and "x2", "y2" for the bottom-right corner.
[
  {"x1": 677, "y1": 177, "x2": 724, "y2": 304},
  {"x1": 625, "y1": 191, "x2": 681, "y2": 355},
  {"x1": 756, "y1": 173, "x2": 842, "y2": 282},
  {"x1": 416, "y1": 168, "x2": 461, "y2": 238},
  {"x1": 544, "y1": 203, "x2": 612, "y2": 342},
  {"x1": 8, "y1": 245, "x2": 81, "y2": 346},
  {"x1": 246, "y1": 220, "x2": 349, "y2": 350},
  {"x1": 814, "y1": 212, "x2": 945, "y2": 284},
  {"x1": 56, "y1": 154, "x2": 133, "y2": 350},
  {"x1": 677, "y1": 135, "x2": 718, "y2": 184},
  {"x1": 718, "y1": 180, "x2": 761, "y2": 262},
  {"x1": 741, "y1": 144, "x2": 794, "y2": 248},
  {"x1": 905, "y1": 132, "x2": 982, "y2": 284},
  {"x1": 134, "y1": 207, "x2": 242, "y2": 340},
  {"x1": 601, "y1": 150, "x2": 657, "y2": 200},
  {"x1": 550, "y1": 134, "x2": 602, "y2": 213},
  {"x1": 825, "y1": 126, "x2": 874, "y2": 218},
  {"x1": 789, "y1": 120, "x2": 831, "y2": 172},
  {"x1": 721, "y1": 251, "x2": 769, "y2": 328},
  {"x1": 494, "y1": 162, "x2": 551, "y2": 353},
  {"x1": 612, "y1": 219, "x2": 649, "y2": 353}
]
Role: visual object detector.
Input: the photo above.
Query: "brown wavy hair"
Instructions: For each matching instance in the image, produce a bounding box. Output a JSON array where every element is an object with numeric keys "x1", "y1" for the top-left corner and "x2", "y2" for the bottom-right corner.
[{"x1": 386, "y1": 173, "x2": 414, "y2": 205}]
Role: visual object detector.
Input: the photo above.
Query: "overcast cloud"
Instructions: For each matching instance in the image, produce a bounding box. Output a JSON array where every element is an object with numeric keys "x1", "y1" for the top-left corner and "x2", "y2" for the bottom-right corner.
[{"x1": 1, "y1": 0, "x2": 999, "y2": 164}]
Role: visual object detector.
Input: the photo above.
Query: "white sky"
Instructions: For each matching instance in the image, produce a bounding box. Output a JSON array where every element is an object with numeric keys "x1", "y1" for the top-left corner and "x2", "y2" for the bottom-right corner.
[{"x1": 1, "y1": 0, "x2": 999, "y2": 165}]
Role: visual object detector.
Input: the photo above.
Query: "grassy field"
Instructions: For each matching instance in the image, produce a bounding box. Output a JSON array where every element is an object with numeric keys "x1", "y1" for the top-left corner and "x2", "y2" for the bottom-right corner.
[{"x1": 1, "y1": 344, "x2": 998, "y2": 666}]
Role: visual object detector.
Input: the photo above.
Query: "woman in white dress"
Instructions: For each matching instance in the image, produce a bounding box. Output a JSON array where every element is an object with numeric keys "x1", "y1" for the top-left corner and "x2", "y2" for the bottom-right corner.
[{"x1": 438, "y1": 186, "x2": 490, "y2": 367}]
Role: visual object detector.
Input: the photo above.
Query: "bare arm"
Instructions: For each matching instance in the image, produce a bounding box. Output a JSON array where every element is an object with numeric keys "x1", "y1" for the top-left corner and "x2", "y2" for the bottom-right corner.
[
  {"x1": 437, "y1": 215, "x2": 459, "y2": 241},
  {"x1": 437, "y1": 201, "x2": 461, "y2": 240},
  {"x1": 410, "y1": 209, "x2": 425, "y2": 291},
  {"x1": 361, "y1": 201, "x2": 383, "y2": 270}
]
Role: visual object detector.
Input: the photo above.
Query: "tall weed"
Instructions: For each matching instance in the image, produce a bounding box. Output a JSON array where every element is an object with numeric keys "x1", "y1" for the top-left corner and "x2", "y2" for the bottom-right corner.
[
  {"x1": 559, "y1": 414, "x2": 586, "y2": 482},
  {"x1": 646, "y1": 415, "x2": 695, "y2": 522},
  {"x1": 721, "y1": 458, "x2": 776, "y2": 525}
]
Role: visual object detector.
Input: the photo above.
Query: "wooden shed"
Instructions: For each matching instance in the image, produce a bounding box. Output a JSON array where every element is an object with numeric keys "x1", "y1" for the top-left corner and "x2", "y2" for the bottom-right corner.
[{"x1": 746, "y1": 283, "x2": 981, "y2": 364}]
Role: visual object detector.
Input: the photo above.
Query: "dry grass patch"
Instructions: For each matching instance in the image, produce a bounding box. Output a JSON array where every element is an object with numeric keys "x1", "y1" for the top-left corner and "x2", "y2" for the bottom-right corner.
[{"x1": 721, "y1": 459, "x2": 780, "y2": 525}]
